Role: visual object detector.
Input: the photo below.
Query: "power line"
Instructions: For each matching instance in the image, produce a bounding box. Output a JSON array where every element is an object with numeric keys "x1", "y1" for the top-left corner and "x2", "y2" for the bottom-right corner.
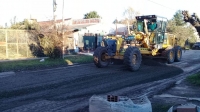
[{"x1": 146, "y1": 0, "x2": 177, "y2": 11}]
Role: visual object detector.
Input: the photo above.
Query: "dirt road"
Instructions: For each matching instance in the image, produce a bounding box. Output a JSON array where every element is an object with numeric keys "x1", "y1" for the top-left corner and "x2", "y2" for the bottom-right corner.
[{"x1": 0, "y1": 50, "x2": 199, "y2": 112}]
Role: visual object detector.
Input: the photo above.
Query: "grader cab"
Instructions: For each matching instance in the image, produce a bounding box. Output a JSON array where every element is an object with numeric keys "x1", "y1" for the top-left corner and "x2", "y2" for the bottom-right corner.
[{"x1": 93, "y1": 15, "x2": 182, "y2": 71}]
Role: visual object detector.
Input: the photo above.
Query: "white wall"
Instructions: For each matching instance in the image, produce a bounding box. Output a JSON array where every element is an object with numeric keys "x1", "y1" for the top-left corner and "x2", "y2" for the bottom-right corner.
[
  {"x1": 73, "y1": 32, "x2": 79, "y2": 49},
  {"x1": 108, "y1": 24, "x2": 128, "y2": 35},
  {"x1": 85, "y1": 23, "x2": 109, "y2": 35}
]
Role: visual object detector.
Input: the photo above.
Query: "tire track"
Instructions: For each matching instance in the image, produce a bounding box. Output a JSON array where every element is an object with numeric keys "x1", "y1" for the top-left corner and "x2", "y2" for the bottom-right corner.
[
  {"x1": 0, "y1": 56, "x2": 187, "y2": 112},
  {"x1": 0, "y1": 63, "x2": 183, "y2": 111}
]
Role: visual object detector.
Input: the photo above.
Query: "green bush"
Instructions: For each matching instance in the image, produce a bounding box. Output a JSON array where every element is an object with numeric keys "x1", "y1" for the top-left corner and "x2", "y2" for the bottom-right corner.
[{"x1": 187, "y1": 73, "x2": 200, "y2": 86}]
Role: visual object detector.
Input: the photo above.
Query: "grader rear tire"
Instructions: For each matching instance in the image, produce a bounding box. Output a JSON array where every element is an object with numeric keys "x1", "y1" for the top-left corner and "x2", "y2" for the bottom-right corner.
[
  {"x1": 162, "y1": 49, "x2": 175, "y2": 64},
  {"x1": 174, "y1": 46, "x2": 182, "y2": 62},
  {"x1": 124, "y1": 47, "x2": 142, "y2": 72},
  {"x1": 93, "y1": 47, "x2": 109, "y2": 68}
]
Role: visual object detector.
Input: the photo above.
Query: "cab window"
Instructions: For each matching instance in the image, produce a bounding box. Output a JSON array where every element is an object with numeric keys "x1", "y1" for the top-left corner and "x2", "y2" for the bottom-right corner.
[
  {"x1": 137, "y1": 21, "x2": 144, "y2": 32},
  {"x1": 161, "y1": 21, "x2": 167, "y2": 32}
]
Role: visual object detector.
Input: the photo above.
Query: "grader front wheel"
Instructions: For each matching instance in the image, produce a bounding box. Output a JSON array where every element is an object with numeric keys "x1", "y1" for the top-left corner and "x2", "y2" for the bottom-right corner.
[
  {"x1": 124, "y1": 47, "x2": 142, "y2": 71},
  {"x1": 93, "y1": 47, "x2": 109, "y2": 68}
]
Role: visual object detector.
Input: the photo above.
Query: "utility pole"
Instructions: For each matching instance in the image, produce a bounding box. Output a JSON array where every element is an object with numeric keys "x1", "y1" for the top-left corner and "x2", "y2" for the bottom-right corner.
[
  {"x1": 53, "y1": 0, "x2": 57, "y2": 29},
  {"x1": 62, "y1": 0, "x2": 65, "y2": 59},
  {"x1": 115, "y1": 18, "x2": 118, "y2": 35},
  {"x1": 127, "y1": 20, "x2": 130, "y2": 35}
]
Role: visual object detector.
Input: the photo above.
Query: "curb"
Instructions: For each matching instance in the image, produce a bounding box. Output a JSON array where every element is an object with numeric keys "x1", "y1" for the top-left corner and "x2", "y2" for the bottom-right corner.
[
  {"x1": 0, "y1": 71, "x2": 15, "y2": 78},
  {"x1": 0, "y1": 57, "x2": 49, "y2": 63}
]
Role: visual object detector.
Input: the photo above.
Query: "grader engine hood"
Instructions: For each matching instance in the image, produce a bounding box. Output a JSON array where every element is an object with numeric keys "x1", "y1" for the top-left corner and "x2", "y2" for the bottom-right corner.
[
  {"x1": 135, "y1": 32, "x2": 145, "y2": 41},
  {"x1": 135, "y1": 32, "x2": 150, "y2": 48}
]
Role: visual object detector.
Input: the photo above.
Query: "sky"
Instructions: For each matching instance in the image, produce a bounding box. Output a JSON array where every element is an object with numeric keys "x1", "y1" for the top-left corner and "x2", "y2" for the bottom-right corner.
[{"x1": 0, "y1": 0, "x2": 199, "y2": 27}]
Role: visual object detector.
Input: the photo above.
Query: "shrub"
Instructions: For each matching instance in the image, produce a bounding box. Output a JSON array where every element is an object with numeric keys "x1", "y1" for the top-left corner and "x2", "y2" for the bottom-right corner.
[{"x1": 38, "y1": 31, "x2": 62, "y2": 58}]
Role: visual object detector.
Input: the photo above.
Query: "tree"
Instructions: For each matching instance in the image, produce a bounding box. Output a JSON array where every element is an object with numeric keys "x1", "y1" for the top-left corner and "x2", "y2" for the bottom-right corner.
[
  {"x1": 182, "y1": 10, "x2": 200, "y2": 37},
  {"x1": 123, "y1": 7, "x2": 140, "y2": 25},
  {"x1": 83, "y1": 11, "x2": 101, "y2": 19},
  {"x1": 167, "y1": 11, "x2": 197, "y2": 47},
  {"x1": 119, "y1": 7, "x2": 140, "y2": 34},
  {"x1": 36, "y1": 21, "x2": 76, "y2": 58},
  {"x1": 113, "y1": 18, "x2": 119, "y2": 24},
  {"x1": 173, "y1": 10, "x2": 185, "y2": 26},
  {"x1": 10, "y1": 16, "x2": 17, "y2": 25},
  {"x1": 10, "y1": 17, "x2": 39, "y2": 30}
]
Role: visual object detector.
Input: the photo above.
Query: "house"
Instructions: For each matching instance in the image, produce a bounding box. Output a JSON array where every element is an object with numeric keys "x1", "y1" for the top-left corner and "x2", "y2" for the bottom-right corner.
[{"x1": 38, "y1": 18, "x2": 72, "y2": 33}]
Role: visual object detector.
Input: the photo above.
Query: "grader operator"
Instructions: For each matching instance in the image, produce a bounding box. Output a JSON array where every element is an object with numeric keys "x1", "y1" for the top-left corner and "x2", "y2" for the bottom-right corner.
[{"x1": 93, "y1": 15, "x2": 182, "y2": 71}]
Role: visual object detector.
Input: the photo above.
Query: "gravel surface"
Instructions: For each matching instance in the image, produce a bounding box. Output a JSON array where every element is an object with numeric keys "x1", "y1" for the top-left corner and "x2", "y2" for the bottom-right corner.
[
  {"x1": 0, "y1": 50, "x2": 199, "y2": 112},
  {"x1": 150, "y1": 78, "x2": 200, "y2": 112}
]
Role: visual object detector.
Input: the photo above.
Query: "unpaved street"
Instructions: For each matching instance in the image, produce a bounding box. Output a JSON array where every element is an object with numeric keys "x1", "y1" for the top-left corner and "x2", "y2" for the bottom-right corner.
[{"x1": 0, "y1": 50, "x2": 200, "y2": 112}]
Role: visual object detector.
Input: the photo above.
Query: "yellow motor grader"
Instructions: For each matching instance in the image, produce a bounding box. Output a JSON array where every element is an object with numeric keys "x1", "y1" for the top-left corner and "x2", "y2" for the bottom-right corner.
[{"x1": 93, "y1": 15, "x2": 182, "y2": 71}]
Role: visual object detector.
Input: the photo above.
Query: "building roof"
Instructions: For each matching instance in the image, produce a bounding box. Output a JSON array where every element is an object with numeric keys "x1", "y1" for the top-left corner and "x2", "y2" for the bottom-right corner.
[
  {"x1": 67, "y1": 24, "x2": 96, "y2": 30},
  {"x1": 38, "y1": 18, "x2": 71, "y2": 26}
]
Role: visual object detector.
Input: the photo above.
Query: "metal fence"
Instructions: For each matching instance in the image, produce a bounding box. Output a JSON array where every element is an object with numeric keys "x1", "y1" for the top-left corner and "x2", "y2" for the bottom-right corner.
[{"x1": 0, "y1": 29, "x2": 38, "y2": 59}]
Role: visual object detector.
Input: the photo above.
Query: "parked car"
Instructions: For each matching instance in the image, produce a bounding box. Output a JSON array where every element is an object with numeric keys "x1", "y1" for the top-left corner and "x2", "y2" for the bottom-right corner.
[{"x1": 192, "y1": 42, "x2": 200, "y2": 49}]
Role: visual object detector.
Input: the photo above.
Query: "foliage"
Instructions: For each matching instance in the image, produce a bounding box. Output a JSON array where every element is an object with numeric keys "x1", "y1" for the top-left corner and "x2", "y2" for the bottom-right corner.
[
  {"x1": 8, "y1": 16, "x2": 73, "y2": 59},
  {"x1": 122, "y1": 7, "x2": 140, "y2": 25},
  {"x1": 10, "y1": 16, "x2": 39, "y2": 30},
  {"x1": 173, "y1": 10, "x2": 185, "y2": 26},
  {"x1": 38, "y1": 30, "x2": 62, "y2": 59},
  {"x1": 167, "y1": 10, "x2": 197, "y2": 47},
  {"x1": 5, "y1": 16, "x2": 76, "y2": 59},
  {"x1": 83, "y1": 11, "x2": 101, "y2": 19},
  {"x1": 34, "y1": 20, "x2": 72, "y2": 59},
  {"x1": 113, "y1": 18, "x2": 119, "y2": 24},
  {"x1": 118, "y1": 7, "x2": 140, "y2": 33},
  {"x1": 187, "y1": 72, "x2": 200, "y2": 86},
  {"x1": 0, "y1": 55, "x2": 93, "y2": 72}
]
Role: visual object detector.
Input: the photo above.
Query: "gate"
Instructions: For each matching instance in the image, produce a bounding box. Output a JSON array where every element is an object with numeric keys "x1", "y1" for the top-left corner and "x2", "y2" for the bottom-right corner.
[{"x1": 83, "y1": 35, "x2": 103, "y2": 51}]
